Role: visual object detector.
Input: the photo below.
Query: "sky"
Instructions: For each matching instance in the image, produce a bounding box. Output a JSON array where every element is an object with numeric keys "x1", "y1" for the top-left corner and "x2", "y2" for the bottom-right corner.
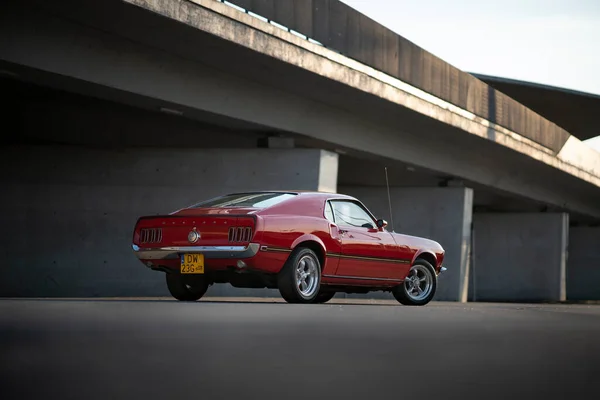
[{"x1": 340, "y1": 0, "x2": 600, "y2": 150}]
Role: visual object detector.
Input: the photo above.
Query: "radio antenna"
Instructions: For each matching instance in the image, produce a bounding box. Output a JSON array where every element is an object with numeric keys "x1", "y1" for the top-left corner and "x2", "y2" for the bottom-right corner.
[{"x1": 384, "y1": 167, "x2": 395, "y2": 232}]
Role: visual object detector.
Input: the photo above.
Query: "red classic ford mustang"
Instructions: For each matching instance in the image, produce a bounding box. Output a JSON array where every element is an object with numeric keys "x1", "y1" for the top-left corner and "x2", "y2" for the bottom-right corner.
[{"x1": 132, "y1": 191, "x2": 446, "y2": 305}]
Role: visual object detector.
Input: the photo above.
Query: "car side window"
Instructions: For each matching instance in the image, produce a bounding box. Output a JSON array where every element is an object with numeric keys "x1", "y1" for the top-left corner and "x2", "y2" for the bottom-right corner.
[
  {"x1": 324, "y1": 201, "x2": 335, "y2": 223},
  {"x1": 331, "y1": 201, "x2": 376, "y2": 229}
]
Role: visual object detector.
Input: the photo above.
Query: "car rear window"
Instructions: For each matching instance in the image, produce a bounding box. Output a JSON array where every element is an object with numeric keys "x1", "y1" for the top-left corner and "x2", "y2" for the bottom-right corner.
[{"x1": 192, "y1": 193, "x2": 297, "y2": 209}]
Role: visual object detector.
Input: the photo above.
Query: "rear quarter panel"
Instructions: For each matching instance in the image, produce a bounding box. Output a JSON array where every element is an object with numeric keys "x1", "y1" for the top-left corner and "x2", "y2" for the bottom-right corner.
[{"x1": 258, "y1": 215, "x2": 341, "y2": 276}]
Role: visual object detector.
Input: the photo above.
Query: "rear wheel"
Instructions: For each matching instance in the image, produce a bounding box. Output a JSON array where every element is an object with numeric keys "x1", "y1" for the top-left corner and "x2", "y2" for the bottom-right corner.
[
  {"x1": 277, "y1": 247, "x2": 321, "y2": 304},
  {"x1": 313, "y1": 290, "x2": 336, "y2": 304},
  {"x1": 166, "y1": 273, "x2": 209, "y2": 301},
  {"x1": 392, "y1": 259, "x2": 437, "y2": 306}
]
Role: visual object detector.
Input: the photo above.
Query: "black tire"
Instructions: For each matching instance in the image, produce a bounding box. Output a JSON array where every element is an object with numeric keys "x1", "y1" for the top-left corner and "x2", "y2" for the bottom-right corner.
[
  {"x1": 392, "y1": 259, "x2": 437, "y2": 306},
  {"x1": 313, "y1": 290, "x2": 336, "y2": 304},
  {"x1": 277, "y1": 247, "x2": 322, "y2": 304},
  {"x1": 166, "y1": 273, "x2": 209, "y2": 301}
]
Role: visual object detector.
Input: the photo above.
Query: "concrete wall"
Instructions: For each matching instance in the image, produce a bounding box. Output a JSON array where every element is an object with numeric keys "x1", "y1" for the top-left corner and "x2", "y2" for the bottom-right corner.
[
  {"x1": 567, "y1": 227, "x2": 600, "y2": 300},
  {"x1": 471, "y1": 213, "x2": 568, "y2": 302},
  {"x1": 338, "y1": 186, "x2": 473, "y2": 302},
  {"x1": 0, "y1": 145, "x2": 338, "y2": 297}
]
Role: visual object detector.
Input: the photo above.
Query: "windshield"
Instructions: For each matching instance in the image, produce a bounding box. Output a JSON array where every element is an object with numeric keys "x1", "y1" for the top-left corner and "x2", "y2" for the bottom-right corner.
[{"x1": 191, "y1": 192, "x2": 297, "y2": 209}]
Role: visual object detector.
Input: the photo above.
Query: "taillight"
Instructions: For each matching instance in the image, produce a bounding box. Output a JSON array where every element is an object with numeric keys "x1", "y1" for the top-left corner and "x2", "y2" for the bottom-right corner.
[
  {"x1": 228, "y1": 227, "x2": 253, "y2": 242},
  {"x1": 140, "y1": 228, "x2": 163, "y2": 244}
]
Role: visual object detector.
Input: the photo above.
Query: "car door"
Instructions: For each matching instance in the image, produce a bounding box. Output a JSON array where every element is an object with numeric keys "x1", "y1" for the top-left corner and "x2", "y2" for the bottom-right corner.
[{"x1": 329, "y1": 200, "x2": 406, "y2": 281}]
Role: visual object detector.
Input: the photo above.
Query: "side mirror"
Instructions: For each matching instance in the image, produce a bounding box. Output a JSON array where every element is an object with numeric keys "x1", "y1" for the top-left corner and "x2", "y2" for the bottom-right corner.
[{"x1": 376, "y1": 219, "x2": 388, "y2": 229}]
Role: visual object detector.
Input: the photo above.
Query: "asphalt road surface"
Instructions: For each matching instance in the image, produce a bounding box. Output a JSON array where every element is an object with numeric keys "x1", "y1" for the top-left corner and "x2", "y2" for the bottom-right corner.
[{"x1": 2, "y1": 298, "x2": 600, "y2": 400}]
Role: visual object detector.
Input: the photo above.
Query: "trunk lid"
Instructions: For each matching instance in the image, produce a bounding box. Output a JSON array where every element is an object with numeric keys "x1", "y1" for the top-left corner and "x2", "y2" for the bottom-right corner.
[{"x1": 171, "y1": 207, "x2": 259, "y2": 216}]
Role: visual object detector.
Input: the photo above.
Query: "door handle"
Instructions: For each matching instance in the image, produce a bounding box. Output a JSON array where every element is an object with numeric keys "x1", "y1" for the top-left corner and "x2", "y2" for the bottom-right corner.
[{"x1": 339, "y1": 229, "x2": 348, "y2": 234}]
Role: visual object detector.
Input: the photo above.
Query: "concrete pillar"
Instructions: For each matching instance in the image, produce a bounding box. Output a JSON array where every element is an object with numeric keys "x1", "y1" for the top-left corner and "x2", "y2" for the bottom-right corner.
[
  {"x1": 471, "y1": 213, "x2": 568, "y2": 302},
  {"x1": 0, "y1": 145, "x2": 338, "y2": 297},
  {"x1": 337, "y1": 186, "x2": 474, "y2": 302},
  {"x1": 567, "y1": 227, "x2": 600, "y2": 300}
]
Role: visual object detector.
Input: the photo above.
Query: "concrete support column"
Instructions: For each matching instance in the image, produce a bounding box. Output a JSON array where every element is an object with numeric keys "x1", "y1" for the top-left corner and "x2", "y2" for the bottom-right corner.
[
  {"x1": 567, "y1": 227, "x2": 600, "y2": 300},
  {"x1": 0, "y1": 145, "x2": 338, "y2": 297},
  {"x1": 338, "y1": 186, "x2": 474, "y2": 302},
  {"x1": 471, "y1": 213, "x2": 568, "y2": 302}
]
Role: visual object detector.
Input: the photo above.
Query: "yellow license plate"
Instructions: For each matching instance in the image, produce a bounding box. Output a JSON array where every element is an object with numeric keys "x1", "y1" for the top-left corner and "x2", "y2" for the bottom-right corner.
[{"x1": 180, "y1": 253, "x2": 204, "y2": 274}]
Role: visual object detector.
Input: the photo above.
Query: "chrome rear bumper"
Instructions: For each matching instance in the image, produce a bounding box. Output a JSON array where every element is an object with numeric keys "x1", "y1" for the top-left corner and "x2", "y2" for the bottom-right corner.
[{"x1": 132, "y1": 243, "x2": 260, "y2": 260}]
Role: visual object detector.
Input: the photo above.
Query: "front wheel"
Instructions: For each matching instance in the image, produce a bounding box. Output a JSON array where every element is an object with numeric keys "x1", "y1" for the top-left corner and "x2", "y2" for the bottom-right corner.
[
  {"x1": 166, "y1": 273, "x2": 209, "y2": 301},
  {"x1": 392, "y1": 260, "x2": 437, "y2": 306},
  {"x1": 277, "y1": 247, "x2": 322, "y2": 304}
]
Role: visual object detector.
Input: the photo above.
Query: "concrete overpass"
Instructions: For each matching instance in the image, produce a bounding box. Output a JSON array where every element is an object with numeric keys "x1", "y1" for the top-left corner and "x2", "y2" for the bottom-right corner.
[{"x1": 1, "y1": 0, "x2": 599, "y2": 302}]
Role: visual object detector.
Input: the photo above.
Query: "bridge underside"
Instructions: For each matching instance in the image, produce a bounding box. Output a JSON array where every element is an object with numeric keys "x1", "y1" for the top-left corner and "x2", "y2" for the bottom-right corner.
[{"x1": 1, "y1": 0, "x2": 599, "y2": 301}]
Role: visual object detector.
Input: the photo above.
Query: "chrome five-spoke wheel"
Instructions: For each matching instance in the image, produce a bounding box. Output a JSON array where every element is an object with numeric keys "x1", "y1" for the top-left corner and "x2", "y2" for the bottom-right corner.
[
  {"x1": 277, "y1": 247, "x2": 322, "y2": 303},
  {"x1": 295, "y1": 255, "x2": 319, "y2": 298},
  {"x1": 404, "y1": 264, "x2": 433, "y2": 301},
  {"x1": 392, "y1": 259, "x2": 437, "y2": 306}
]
